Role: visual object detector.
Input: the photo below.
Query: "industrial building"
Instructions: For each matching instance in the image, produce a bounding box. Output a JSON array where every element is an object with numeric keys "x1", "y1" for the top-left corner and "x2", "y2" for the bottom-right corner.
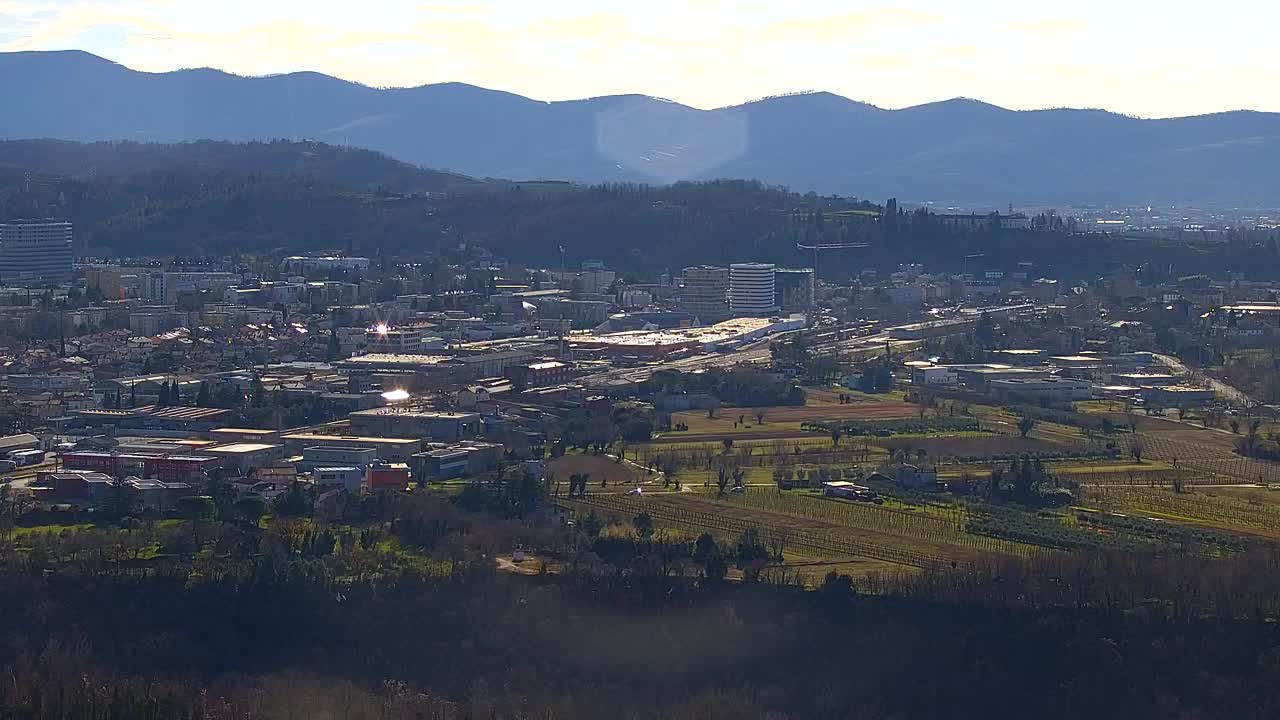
[
  {"x1": 410, "y1": 441, "x2": 504, "y2": 481},
  {"x1": 987, "y1": 377, "x2": 1092, "y2": 402},
  {"x1": 279, "y1": 433, "x2": 423, "y2": 462},
  {"x1": 1148, "y1": 385, "x2": 1217, "y2": 408},
  {"x1": 348, "y1": 408, "x2": 482, "y2": 440},
  {"x1": 312, "y1": 467, "x2": 365, "y2": 493}
]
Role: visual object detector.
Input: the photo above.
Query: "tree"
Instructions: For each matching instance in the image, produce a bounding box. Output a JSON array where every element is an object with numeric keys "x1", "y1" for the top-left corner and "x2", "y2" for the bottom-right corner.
[
  {"x1": 734, "y1": 528, "x2": 770, "y2": 581},
  {"x1": 755, "y1": 410, "x2": 766, "y2": 424},
  {"x1": 716, "y1": 461, "x2": 732, "y2": 497},
  {"x1": 1130, "y1": 437, "x2": 1146, "y2": 464},
  {"x1": 176, "y1": 495, "x2": 216, "y2": 521},
  {"x1": 1230, "y1": 419, "x2": 1241, "y2": 434},
  {"x1": 632, "y1": 512, "x2": 654, "y2": 540},
  {"x1": 105, "y1": 479, "x2": 139, "y2": 521},
  {"x1": 816, "y1": 571, "x2": 857, "y2": 610},
  {"x1": 694, "y1": 532, "x2": 718, "y2": 564},
  {"x1": 722, "y1": 437, "x2": 735, "y2": 454},
  {"x1": 830, "y1": 426, "x2": 844, "y2": 447},
  {"x1": 276, "y1": 482, "x2": 313, "y2": 517},
  {"x1": 704, "y1": 397, "x2": 721, "y2": 419},
  {"x1": 234, "y1": 496, "x2": 268, "y2": 527},
  {"x1": 579, "y1": 510, "x2": 604, "y2": 539},
  {"x1": 1017, "y1": 416, "x2": 1037, "y2": 438},
  {"x1": 196, "y1": 382, "x2": 211, "y2": 408}
]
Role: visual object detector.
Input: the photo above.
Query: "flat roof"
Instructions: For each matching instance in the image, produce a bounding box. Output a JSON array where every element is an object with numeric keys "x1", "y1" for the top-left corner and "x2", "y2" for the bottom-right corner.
[
  {"x1": 1049, "y1": 355, "x2": 1104, "y2": 363},
  {"x1": 206, "y1": 443, "x2": 280, "y2": 454},
  {"x1": 208, "y1": 428, "x2": 278, "y2": 435},
  {"x1": 283, "y1": 433, "x2": 421, "y2": 445},
  {"x1": 350, "y1": 409, "x2": 479, "y2": 420},
  {"x1": 342, "y1": 354, "x2": 453, "y2": 366},
  {"x1": 1221, "y1": 304, "x2": 1280, "y2": 312},
  {"x1": 143, "y1": 406, "x2": 233, "y2": 421},
  {"x1": 961, "y1": 366, "x2": 1044, "y2": 375}
]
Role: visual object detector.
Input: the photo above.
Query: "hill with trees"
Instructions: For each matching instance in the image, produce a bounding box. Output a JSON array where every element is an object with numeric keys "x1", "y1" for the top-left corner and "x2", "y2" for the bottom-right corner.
[
  {"x1": 3, "y1": 50, "x2": 1280, "y2": 205},
  {"x1": 2, "y1": 141, "x2": 1280, "y2": 279},
  {"x1": 0, "y1": 138, "x2": 478, "y2": 193}
]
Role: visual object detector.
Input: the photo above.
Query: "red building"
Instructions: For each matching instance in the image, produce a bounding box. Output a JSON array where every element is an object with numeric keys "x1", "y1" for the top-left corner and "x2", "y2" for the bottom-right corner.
[
  {"x1": 61, "y1": 451, "x2": 220, "y2": 481},
  {"x1": 367, "y1": 463, "x2": 410, "y2": 491}
]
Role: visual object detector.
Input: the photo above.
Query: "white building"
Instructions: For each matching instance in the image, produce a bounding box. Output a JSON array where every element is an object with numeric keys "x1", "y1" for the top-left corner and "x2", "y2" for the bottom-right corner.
[
  {"x1": 281, "y1": 256, "x2": 371, "y2": 274},
  {"x1": 729, "y1": 263, "x2": 777, "y2": 317},
  {"x1": 0, "y1": 220, "x2": 73, "y2": 282},
  {"x1": 312, "y1": 466, "x2": 364, "y2": 493}
]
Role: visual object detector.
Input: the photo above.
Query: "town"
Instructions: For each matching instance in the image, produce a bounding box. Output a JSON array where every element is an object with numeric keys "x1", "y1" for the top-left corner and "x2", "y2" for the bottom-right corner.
[{"x1": 4, "y1": 210, "x2": 1280, "y2": 588}]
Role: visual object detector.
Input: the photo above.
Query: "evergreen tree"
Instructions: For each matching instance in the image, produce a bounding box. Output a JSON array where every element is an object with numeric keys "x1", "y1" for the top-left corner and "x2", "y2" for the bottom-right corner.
[{"x1": 196, "y1": 382, "x2": 211, "y2": 408}]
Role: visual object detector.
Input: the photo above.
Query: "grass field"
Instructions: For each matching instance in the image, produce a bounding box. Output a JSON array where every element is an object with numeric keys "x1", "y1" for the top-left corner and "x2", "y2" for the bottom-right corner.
[
  {"x1": 1083, "y1": 484, "x2": 1280, "y2": 538},
  {"x1": 627, "y1": 396, "x2": 1280, "y2": 565},
  {"x1": 662, "y1": 390, "x2": 919, "y2": 442},
  {"x1": 571, "y1": 485, "x2": 1042, "y2": 570},
  {"x1": 548, "y1": 453, "x2": 650, "y2": 489}
]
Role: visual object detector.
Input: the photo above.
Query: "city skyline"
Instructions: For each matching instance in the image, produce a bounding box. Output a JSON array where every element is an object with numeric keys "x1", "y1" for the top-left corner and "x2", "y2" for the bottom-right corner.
[{"x1": 2, "y1": 0, "x2": 1278, "y2": 119}]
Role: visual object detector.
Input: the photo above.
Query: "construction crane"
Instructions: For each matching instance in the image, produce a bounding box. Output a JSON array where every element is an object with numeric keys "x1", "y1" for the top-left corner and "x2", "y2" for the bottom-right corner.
[
  {"x1": 796, "y1": 242, "x2": 868, "y2": 317},
  {"x1": 796, "y1": 241, "x2": 868, "y2": 280}
]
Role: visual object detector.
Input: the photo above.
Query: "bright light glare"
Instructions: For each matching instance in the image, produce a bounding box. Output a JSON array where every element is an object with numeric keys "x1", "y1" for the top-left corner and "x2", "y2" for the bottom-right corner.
[
  {"x1": 381, "y1": 389, "x2": 410, "y2": 402},
  {"x1": 375, "y1": 323, "x2": 389, "y2": 335}
]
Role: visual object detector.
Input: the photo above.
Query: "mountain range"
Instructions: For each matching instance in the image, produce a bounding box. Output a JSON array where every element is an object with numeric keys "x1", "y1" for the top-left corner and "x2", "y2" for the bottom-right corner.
[{"x1": 3, "y1": 50, "x2": 1279, "y2": 206}]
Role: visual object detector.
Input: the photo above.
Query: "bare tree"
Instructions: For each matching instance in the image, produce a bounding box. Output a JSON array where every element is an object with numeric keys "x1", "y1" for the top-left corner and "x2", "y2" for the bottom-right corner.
[{"x1": 704, "y1": 397, "x2": 721, "y2": 419}]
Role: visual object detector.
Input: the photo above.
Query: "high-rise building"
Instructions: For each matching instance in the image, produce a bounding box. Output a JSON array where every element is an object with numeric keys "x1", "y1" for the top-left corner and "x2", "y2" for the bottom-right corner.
[
  {"x1": 679, "y1": 266, "x2": 730, "y2": 321},
  {"x1": 0, "y1": 220, "x2": 73, "y2": 282},
  {"x1": 775, "y1": 267, "x2": 815, "y2": 313},
  {"x1": 729, "y1": 263, "x2": 777, "y2": 316}
]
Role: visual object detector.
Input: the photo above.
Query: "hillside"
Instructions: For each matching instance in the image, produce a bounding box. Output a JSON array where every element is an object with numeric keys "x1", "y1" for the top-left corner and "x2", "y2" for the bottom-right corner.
[
  {"x1": 2, "y1": 51, "x2": 1280, "y2": 204},
  {"x1": 2, "y1": 150, "x2": 1277, "y2": 280},
  {"x1": 0, "y1": 139, "x2": 478, "y2": 193}
]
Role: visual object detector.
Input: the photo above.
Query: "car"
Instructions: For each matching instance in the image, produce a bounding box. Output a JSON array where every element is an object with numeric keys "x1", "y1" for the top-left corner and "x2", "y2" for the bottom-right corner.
[
  {"x1": 730, "y1": 485, "x2": 746, "y2": 493},
  {"x1": 627, "y1": 487, "x2": 643, "y2": 496}
]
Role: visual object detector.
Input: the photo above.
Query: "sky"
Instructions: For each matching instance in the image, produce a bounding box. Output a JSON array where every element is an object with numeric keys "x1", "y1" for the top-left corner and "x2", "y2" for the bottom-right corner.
[{"x1": 2, "y1": 0, "x2": 1277, "y2": 118}]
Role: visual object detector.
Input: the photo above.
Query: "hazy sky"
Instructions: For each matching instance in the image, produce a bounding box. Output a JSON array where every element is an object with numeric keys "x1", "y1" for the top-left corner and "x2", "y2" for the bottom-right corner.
[{"x1": 3, "y1": 0, "x2": 1276, "y2": 117}]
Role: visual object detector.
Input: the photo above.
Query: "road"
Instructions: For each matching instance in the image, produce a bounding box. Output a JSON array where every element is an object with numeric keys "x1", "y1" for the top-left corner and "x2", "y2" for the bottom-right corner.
[{"x1": 1, "y1": 459, "x2": 58, "y2": 491}]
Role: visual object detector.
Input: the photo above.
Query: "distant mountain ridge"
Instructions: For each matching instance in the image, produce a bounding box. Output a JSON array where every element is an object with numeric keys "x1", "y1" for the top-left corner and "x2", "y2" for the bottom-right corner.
[{"x1": 3, "y1": 50, "x2": 1279, "y2": 205}]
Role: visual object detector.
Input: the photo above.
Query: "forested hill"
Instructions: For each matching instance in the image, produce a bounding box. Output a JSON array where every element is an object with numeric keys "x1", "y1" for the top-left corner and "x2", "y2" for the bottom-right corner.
[
  {"x1": 4, "y1": 50, "x2": 1280, "y2": 204},
  {"x1": 0, "y1": 139, "x2": 479, "y2": 194},
  {"x1": 2, "y1": 146, "x2": 1280, "y2": 279}
]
